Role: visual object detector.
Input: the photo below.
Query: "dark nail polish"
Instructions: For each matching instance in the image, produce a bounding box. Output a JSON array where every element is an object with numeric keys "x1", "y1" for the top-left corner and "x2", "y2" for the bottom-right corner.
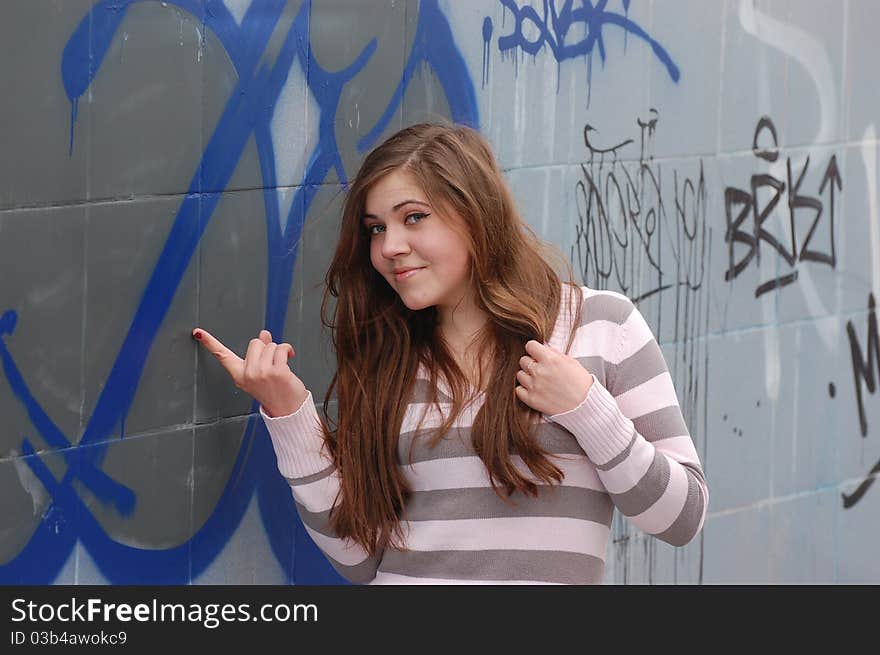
[{"x1": 194, "y1": 331, "x2": 202, "y2": 340}]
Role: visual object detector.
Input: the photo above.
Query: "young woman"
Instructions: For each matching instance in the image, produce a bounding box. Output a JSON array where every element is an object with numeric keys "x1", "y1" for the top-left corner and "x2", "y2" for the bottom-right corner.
[{"x1": 193, "y1": 123, "x2": 708, "y2": 584}]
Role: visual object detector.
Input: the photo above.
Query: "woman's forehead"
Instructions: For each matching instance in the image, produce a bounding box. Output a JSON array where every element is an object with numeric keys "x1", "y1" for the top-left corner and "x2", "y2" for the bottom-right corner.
[{"x1": 365, "y1": 170, "x2": 429, "y2": 212}]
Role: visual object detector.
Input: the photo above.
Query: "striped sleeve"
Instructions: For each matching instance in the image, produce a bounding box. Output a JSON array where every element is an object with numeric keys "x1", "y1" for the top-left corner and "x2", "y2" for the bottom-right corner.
[
  {"x1": 260, "y1": 391, "x2": 382, "y2": 583},
  {"x1": 548, "y1": 292, "x2": 708, "y2": 546}
]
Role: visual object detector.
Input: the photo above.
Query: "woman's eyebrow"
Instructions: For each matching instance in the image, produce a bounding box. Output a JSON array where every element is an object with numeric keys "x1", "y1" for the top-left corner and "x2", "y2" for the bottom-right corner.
[{"x1": 363, "y1": 199, "x2": 430, "y2": 221}]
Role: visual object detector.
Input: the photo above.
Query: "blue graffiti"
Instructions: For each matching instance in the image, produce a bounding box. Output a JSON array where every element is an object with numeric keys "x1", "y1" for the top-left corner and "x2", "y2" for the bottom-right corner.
[
  {"x1": 1, "y1": 0, "x2": 477, "y2": 584},
  {"x1": 483, "y1": 0, "x2": 678, "y2": 101}
]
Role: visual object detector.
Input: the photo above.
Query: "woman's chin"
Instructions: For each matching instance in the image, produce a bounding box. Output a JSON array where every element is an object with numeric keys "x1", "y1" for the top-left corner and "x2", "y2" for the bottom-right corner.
[
  {"x1": 402, "y1": 299, "x2": 430, "y2": 311},
  {"x1": 398, "y1": 293, "x2": 433, "y2": 311}
]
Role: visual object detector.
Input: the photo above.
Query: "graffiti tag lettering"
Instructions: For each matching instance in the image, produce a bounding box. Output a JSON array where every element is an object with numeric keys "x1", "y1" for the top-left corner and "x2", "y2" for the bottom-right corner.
[{"x1": 724, "y1": 116, "x2": 842, "y2": 298}]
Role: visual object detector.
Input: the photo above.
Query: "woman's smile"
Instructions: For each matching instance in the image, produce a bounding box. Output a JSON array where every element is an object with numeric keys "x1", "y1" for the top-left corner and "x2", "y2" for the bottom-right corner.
[{"x1": 394, "y1": 267, "x2": 425, "y2": 281}]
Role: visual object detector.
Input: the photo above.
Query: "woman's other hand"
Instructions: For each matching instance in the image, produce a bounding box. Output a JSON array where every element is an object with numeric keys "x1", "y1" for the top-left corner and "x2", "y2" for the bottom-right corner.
[{"x1": 514, "y1": 340, "x2": 594, "y2": 416}]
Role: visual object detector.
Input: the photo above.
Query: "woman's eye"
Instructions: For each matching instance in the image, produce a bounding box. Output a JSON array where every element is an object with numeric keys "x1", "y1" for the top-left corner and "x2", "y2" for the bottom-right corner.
[{"x1": 366, "y1": 212, "x2": 428, "y2": 236}]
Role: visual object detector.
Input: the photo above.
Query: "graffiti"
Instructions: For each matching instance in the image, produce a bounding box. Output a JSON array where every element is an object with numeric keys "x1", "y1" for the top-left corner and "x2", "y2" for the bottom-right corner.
[
  {"x1": 842, "y1": 293, "x2": 880, "y2": 509},
  {"x1": 572, "y1": 109, "x2": 708, "y2": 304},
  {"x1": 482, "y1": 0, "x2": 679, "y2": 101},
  {"x1": 723, "y1": 116, "x2": 843, "y2": 298},
  {"x1": 0, "y1": 0, "x2": 478, "y2": 584},
  {"x1": 847, "y1": 293, "x2": 879, "y2": 439}
]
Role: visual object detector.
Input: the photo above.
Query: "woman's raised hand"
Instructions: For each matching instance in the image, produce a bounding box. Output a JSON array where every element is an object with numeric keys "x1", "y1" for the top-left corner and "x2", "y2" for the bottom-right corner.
[{"x1": 192, "y1": 327, "x2": 308, "y2": 418}]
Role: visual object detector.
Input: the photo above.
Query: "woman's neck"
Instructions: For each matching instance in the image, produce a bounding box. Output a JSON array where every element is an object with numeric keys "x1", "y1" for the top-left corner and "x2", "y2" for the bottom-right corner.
[
  {"x1": 440, "y1": 324, "x2": 484, "y2": 354},
  {"x1": 437, "y1": 292, "x2": 487, "y2": 354},
  {"x1": 436, "y1": 292, "x2": 491, "y2": 392}
]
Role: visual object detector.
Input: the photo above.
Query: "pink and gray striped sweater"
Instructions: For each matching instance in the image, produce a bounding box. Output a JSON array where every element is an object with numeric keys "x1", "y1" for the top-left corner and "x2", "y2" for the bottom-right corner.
[{"x1": 260, "y1": 284, "x2": 708, "y2": 584}]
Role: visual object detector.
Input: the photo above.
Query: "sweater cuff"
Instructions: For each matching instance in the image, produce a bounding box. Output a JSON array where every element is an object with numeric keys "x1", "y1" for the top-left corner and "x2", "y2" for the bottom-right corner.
[
  {"x1": 548, "y1": 375, "x2": 636, "y2": 466},
  {"x1": 259, "y1": 390, "x2": 331, "y2": 479}
]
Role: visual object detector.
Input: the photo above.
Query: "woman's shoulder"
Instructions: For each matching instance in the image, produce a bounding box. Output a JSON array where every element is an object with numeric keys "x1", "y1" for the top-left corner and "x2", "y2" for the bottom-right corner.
[
  {"x1": 560, "y1": 282, "x2": 635, "y2": 325},
  {"x1": 549, "y1": 282, "x2": 623, "y2": 353}
]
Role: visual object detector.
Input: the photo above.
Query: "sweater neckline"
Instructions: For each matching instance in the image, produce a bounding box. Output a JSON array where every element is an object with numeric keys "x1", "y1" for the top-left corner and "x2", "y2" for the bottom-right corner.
[{"x1": 419, "y1": 363, "x2": 487, "y2": 402}]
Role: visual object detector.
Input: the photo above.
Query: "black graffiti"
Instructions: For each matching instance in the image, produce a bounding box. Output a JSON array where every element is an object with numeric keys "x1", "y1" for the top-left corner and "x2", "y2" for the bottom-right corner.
[
  {"x1": 846, "y1": 293, "x2": 879, "y2": 438},
  {"x1": 724, "y1": 116, "x2": 842, "y2": 298},
  {"x1": 572, "y1": 109, "x2": 708, "y2": 302},
  {"x1": 842, "y1": 459, "x2": 880, "y2": 510},
  {"x1": 842, "y1": 293, "x2": 880, "y2": 509}
]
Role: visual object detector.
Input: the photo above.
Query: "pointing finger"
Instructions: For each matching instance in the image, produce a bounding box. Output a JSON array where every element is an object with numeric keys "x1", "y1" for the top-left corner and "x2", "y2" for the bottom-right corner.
[{"x1": 192, "y1": 328, "x2": 244, "y2": 380}]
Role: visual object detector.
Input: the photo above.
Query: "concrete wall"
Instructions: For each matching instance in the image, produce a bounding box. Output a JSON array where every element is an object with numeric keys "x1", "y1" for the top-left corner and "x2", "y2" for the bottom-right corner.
[{"x1": 1, "y1": 0, "x2": 877, "y2": 584}]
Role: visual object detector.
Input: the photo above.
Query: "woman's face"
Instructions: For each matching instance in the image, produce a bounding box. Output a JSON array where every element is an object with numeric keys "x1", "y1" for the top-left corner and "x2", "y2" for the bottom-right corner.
[{"x1": 363, "y1": 168, "x2": 472, "y2": 312}]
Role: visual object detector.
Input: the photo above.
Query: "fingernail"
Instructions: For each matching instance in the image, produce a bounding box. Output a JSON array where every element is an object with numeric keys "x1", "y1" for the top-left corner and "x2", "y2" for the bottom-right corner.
[{"x1": 193, "y1": 331, "x2": 202, "y2": 340}]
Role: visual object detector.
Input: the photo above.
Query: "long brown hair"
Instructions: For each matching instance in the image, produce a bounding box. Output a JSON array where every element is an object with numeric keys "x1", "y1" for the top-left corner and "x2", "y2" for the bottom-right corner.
[{"x1": 319, "y1": 123, "x2": 583, "y2": 555}]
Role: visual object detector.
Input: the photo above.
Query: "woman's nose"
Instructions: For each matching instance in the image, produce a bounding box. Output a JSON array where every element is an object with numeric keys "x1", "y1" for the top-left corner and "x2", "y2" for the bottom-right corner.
[{"x1": 380, "y1": 225, "x2": 411, "y2": 259}]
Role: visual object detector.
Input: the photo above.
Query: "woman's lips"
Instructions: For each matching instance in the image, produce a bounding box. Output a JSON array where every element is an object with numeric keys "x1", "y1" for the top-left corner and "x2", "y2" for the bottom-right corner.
[{"x1": 394, "y1": 267, "x2": 424, "y2": 281}]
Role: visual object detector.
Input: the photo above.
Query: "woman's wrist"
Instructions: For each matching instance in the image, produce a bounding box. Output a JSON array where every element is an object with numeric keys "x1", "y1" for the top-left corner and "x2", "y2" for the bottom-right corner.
[{"x1": 263, "y1": 390, "x2": 309, "y2": 418}]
